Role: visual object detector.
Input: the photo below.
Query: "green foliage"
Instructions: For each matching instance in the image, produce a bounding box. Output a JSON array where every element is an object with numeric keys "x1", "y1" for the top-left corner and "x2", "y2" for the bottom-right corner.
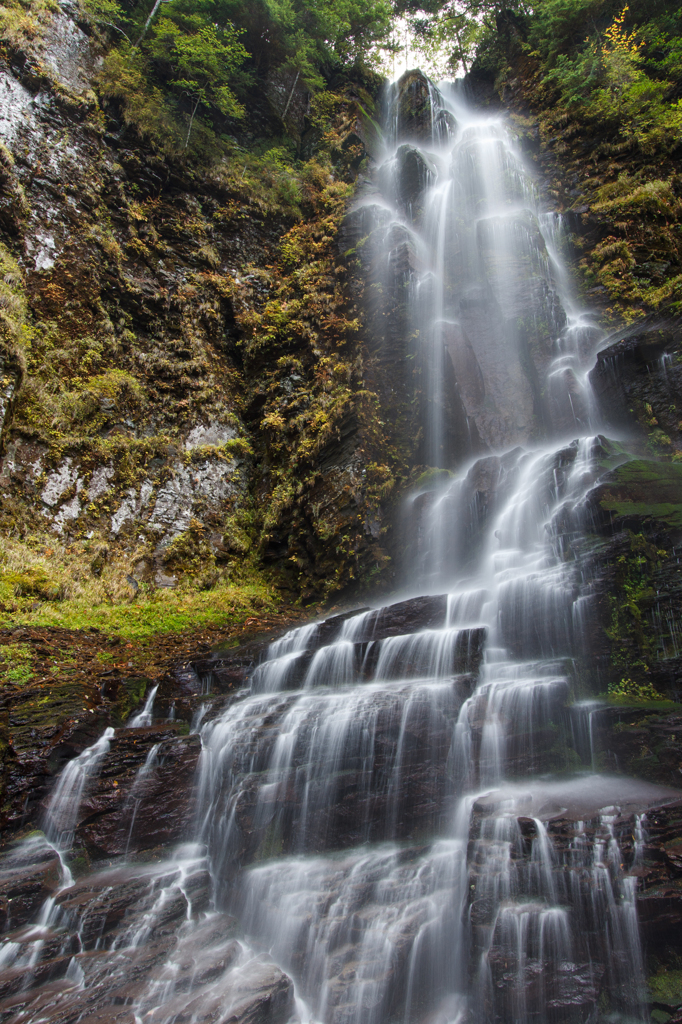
[
  {"x1": 0, "y1": 643, "x2": 34, "y2": 686},
  {"x1": 608, "y1": 676, "x2": 665, "y2": 702},
  {"x1": 406, "y1": 9, "x2": 484, "y2": 76},
  {"x1": 82, "y1": 0, "x2": 393, "y2": 154},
  {"x1": 536, "y1": 3, "x2": 682, "y2": 153},
  {"x1": 0, "y1": 242, "x2": 29, "y2": 360},
  {"x1": 230, "y1": 0, "x2": 394, "y2": 87},
  {"x1": 147, "y1": 16, "x2": 247, "y2": 144},
  {"x1": 593, "y1": 174, "x2": 678, "y2": 217},
  {"x1": 603, "y1": 531, "x2": 674, "y2": 695},
  {"x1": 98, "y1": 48, "x2": 184, "y2": 150},
  {"x1": 0, "y1": 0, "x2": 56, "y2": 48}
]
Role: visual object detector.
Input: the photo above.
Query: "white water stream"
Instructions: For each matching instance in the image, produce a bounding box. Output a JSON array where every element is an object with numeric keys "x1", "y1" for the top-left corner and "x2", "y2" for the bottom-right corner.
[{"x1": 1, "y1": 74, "x2": 677, "y2": 1024}]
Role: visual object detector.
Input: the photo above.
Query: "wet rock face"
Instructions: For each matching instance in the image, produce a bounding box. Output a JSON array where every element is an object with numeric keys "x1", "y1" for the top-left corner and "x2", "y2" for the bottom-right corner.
[
  {"x1": 466, "y1": 797, "x2": 682, "y2": 1024},
  {"x1": 0, "y1": 837, "x2": 62, "y2": 930},
  {"x1": 72, "y1": 729, "x2": 201, "y2": 859},
  {"x1": 580, "y1": 451, "x2": 682, "y2": 698},
  {"x1": 0, "y1": 35, "x2": 253, "y2": 550},
  {"x1": 484, "y1": 944, "x2": 603, "y2": 1022},
  {"x1": 590, "y1": 320, "x2": 682, "y2": 451},
  {"x1": 591, "y1": 707, "x2": 682, "y2": 790},
  {"x1": 392, "y1": 145, "x2": 436, "y2": 217},
  {"x1": 395, "y1": 70, "x2": 436, "y2": 143},
  {"x1": 0, "y1": 852, "x2": 295, "y2": 1024},
  {"x1": 216, "y1": 676, "x2": 473, "y2": 866}
]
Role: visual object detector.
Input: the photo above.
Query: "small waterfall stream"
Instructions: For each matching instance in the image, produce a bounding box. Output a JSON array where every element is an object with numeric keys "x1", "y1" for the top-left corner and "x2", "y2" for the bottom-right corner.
[{"x1": 2, "y1": 72, "x2": 680, "y2": 1024}]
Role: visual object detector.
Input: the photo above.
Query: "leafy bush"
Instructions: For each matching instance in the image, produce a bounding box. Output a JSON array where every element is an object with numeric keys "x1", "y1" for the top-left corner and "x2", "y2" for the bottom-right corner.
[{"x1": 608, "y1": 677, "x2": 666, "y2": 702}]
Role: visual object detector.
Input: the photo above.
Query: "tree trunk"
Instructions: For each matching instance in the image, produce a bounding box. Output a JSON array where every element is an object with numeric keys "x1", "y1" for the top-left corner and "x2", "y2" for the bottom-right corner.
[
  {"x1": 185, "y1": 96, "x2": 201, "y2": 149},
  {"x1": 453, "y1": 25, "x2": 469, "y2": 75},
  {"x1": 281, "y1": 70, "x2": 300, "y2": 124},
  {"x1": 133, "y1": 0, "x2": 168, "y2": 49}
]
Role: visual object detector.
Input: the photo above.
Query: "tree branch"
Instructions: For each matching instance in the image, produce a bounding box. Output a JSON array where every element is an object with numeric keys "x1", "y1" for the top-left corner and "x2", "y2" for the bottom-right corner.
[
  {"x1": 133, "y1": 0, "x2": 171, "y2": 49},
  {"x1": 185, "y1": 95, "x2": 201, "y2": 149},
  {"x1": 281, "y1": 69, "x2": 300, "y2": 123}
]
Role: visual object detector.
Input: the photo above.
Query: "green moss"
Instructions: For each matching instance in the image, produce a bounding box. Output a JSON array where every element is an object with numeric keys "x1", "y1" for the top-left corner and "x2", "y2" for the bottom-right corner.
[
  {"x1": 414, "y1": 467, "x2": 454, "y2": 490},
  {"x1": 1, "y1": 580, "x2": 276, "y2": 640},
  {"x1": 649, "y1": 970, "x2": 682, "y2": 1008},
  {"x1": 0, "y1": 642, "x2": 34, "y2": 686},
  {"x1": 604, "y1": 532, "x2": 662, "y2": 688},
  {"x1": 608, "y1": 697, "x2": 682, "y2": 711},
  {"x1": 605, "y1": 677, "x2": 681, "y2": 710},
  {"x1": 599, "y1": 460, "x2": 682, "y2": 528},
  {"x1": 117, "y1": 676, "x2": 149, "y2": 723},
  {"x1": 255, "y1": 818, "x2": 285, "y2": 861}
]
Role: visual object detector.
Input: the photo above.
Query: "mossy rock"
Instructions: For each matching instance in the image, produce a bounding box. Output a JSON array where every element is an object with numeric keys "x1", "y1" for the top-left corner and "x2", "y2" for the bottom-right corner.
[
  {"x1": 116, "y1": 676, "x2": 152, "y2": 724},
  {"x1": 396, "y1": 70, "x2": 434, "y2": 143},
  {"x1": 597, "y1": 459, "x2": 682, "y2": 529},
  {"x1": 649, "y1": 969, "x2": 682, "y2": 1009},
  {"x1": 414, "y1": 467, "x2": 454, "y2": 491}
]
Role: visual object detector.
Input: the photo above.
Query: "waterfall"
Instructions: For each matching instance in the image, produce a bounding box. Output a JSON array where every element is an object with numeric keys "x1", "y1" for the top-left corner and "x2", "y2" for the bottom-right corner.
[
  {"x1": 129, "y1": 684, "x2": 159, "y2": 727},
  {"x1": 4, "y1": 71, "x2": 680, "y2": 1024},
  {"x1": 43, "y1": 727, "x2": 115, "y2": 860}
]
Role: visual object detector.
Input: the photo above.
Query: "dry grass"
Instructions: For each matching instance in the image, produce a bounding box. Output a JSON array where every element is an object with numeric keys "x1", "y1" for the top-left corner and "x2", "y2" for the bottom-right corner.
[{"x1": 0, "y1": 532, "x2": 277, "y2": 639}]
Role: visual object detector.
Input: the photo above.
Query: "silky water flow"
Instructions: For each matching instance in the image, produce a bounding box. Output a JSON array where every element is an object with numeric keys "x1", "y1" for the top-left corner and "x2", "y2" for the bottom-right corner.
[{"x1": 2, "y1": 75, "x2": 681, "y2": 1024}]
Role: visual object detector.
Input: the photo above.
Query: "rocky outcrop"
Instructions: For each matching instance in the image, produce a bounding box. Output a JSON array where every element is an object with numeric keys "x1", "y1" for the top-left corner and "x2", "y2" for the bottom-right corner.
[
  {"x1": 590, "y1": 318, "x2": 682, "y2": 452},
  {"x1": 393, "y1": 70, "x2": 437, "y2": 143},
  {"x1": 0, "y1": 4, "x2": 403, "y2": 605}
]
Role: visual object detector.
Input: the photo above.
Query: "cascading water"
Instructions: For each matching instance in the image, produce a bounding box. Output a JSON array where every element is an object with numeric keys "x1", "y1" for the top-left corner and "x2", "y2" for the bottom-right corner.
[
  {"x1": 129, "y1": 684, "x2": 159, "y2": 727},
  {"x1": 3, "y1": 71, "x2": 681, "y2": 1024}
]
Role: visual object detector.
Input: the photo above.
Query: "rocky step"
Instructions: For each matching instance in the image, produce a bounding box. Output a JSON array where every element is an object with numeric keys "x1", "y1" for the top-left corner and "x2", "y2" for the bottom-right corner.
[
  {"x1": 209, "y1": 611, "x2": 483, "y2": 695},
  {"x1": 0, "y1": 906, "x2": 295, "y2": 1024},
  {"x1": 248, "y1": 631, "x2": 485, "y2": 692},
  {"x1": 198, "y1": 595, "x2": 453, "y2": 693}
]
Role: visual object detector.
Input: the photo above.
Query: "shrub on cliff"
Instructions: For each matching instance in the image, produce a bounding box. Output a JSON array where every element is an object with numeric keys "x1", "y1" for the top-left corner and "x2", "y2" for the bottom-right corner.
[{"x1": 84, "y1": 0, "x2": 393, "y2": 154}]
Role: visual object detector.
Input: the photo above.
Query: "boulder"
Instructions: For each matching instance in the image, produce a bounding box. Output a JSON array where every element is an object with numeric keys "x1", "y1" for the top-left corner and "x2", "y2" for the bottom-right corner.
[{"x1": 393, "y1": 144, "x2": 437, "y2": 215}]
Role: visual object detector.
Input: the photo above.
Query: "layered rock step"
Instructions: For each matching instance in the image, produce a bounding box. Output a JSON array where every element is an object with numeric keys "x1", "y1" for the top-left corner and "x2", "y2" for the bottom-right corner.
[
  {"x1": 0, "y1": 851, "x2": 295, "y2": 1024},
  {"x1": 3, "y1": 782, "x2": 681, "y2": 1024},
  {"x1": 200, "y1": 595, "x2": 486, "y2": 694}
]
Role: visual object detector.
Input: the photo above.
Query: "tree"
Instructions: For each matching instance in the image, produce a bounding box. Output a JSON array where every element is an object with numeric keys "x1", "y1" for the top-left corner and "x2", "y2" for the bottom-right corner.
[
  {"x1": 147, "y1": 16, "x2": 247, "y2": 145},
  {"x1": 409, "y1": 8, "x2": 484, "y2": 75},
  {"x1": 391, "y1": 0, "x2": 527, "y2": 77}
]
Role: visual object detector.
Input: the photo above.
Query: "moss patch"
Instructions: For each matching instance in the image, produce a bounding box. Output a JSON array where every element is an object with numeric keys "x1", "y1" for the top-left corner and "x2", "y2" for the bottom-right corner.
[
  {"x1": 649, "y1": 969, "x2": 682, "y2": 1008},
  {"x1": 0, "y1": 532, "x2": 276, "y2": 639},
  {"x1": 5, "y1": 580, "x2": 275, "y2": 640},
  {"x1": 0, "y1": 642, "x2": 33, "y2": 685},
  {"x1": 599, "y1": 460, "x2": 682, "y2": 528}
]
